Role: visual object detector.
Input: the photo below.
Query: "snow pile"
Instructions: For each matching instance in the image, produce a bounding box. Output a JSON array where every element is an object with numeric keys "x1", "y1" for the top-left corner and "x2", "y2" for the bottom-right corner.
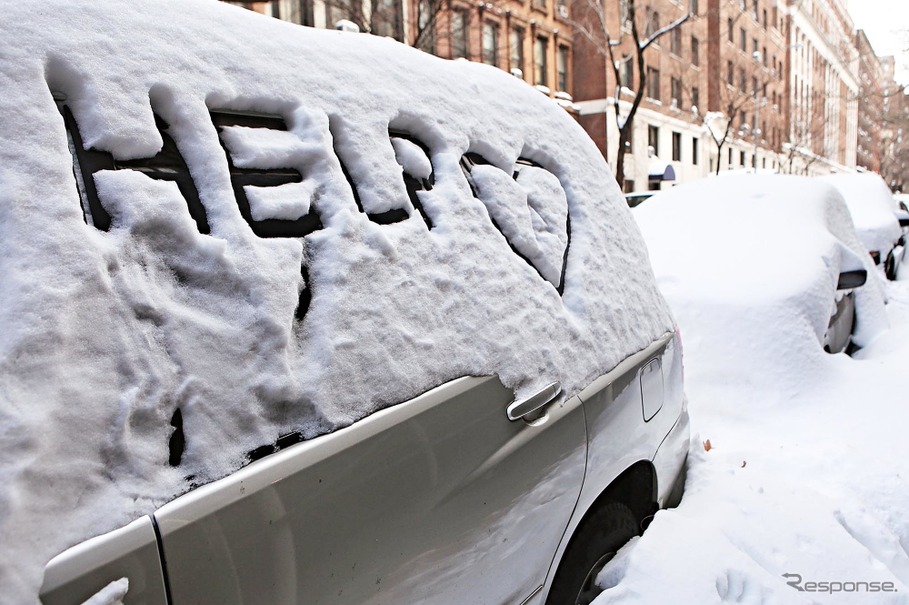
[
  {"x1": 822, "y1": 172, "x2": 901, "y2": 257},
  {"x1": 0, "y1": 0, "x2": 673, "y2": 600},
  {"x1": 592, "y1": 177, "x2": 909, "y2": 603}
]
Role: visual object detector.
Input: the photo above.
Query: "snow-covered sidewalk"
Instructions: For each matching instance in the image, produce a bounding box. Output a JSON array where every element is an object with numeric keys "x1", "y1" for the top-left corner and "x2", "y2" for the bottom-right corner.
[{"x1": 594, "y1": 277, "x2": 909, "y2": 604}]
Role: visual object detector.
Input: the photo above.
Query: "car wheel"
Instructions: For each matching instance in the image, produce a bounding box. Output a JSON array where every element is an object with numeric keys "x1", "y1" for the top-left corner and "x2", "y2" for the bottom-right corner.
[
  {"x1": 885, "y1": 251, "x2": 897, "y2": 281},
  {"x1": 546, "y1": 502, "x2": 639, "y2": 605}
]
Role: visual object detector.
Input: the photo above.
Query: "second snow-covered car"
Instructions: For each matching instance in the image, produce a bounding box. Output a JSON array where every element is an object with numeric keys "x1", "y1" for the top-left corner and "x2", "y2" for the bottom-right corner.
[{"x1": 633, "y1": 175, "x2": 888, "y2": 358}]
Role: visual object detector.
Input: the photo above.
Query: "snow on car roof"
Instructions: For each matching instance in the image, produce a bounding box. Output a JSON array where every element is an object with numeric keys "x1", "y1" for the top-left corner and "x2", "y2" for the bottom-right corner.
[
  {"x1": 821, "y1": 172, "x2": 901, "y2": 255},
  {"x1": 0, "y1": 0, "x2": 673, "y2": 598},
  {"x1": 633, "y1": 175, "x2": 888, "y2": 356}
]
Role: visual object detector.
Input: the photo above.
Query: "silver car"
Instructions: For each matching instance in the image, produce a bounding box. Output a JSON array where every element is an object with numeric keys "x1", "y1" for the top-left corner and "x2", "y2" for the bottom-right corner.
[{"x1": 0, "y1": 3, "x2": 688, "y2": 604}]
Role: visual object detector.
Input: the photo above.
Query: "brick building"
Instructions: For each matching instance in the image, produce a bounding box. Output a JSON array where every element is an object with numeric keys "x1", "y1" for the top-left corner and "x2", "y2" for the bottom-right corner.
[
  {"x1": 221, "y1": 0, "x2": 575, "y2": 103},
  {"x1": 855, "y1": 30, "x2": 885, "y2": 174},
  {"x1": 224, "y1": 0, "x2": 904, "y2": 187},
  {"x1": 571, "y1": 0, "x2": 790, "y2": 191}
]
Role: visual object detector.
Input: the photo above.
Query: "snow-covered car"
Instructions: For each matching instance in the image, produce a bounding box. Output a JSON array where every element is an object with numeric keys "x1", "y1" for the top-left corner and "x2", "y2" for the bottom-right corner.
[
  {"x1": 633, "y1": 175, "x2": 889, "y2": 361},
  {"x1": 623, "y1": 191, "x2": 656, "y2": 208},
  {"x1": 822, "y1": 173, "x2": 904, "y2": 279},
  {"x1": 0, "y1": 2, "x2": 688, "y2": 604}
]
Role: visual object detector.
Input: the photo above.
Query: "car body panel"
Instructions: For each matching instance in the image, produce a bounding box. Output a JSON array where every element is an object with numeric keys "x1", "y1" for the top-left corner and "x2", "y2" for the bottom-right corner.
[
  {"x1": 574, "y1": 332, "x2": 681, "y2": 519},
  {"x1": 536, "y1": 331, "x2": 685, "y2": 601},
  {"x1": 154, "y1": 375, "x2": 587, "y2": 605},
  {"x1": 39, "y1": 516, "x2": 167, "y2": 605}
]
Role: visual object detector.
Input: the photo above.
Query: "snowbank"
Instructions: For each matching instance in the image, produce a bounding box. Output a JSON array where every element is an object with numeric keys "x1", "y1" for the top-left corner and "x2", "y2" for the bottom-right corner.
[{"x1": 0, "y1": 0, "x2": 673, "y2": 600}]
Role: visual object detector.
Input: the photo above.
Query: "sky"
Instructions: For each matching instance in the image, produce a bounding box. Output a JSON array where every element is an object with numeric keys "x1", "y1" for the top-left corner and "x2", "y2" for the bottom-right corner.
[{"x1": 847, "y1": 0, "x2": 909, "y2": 83}]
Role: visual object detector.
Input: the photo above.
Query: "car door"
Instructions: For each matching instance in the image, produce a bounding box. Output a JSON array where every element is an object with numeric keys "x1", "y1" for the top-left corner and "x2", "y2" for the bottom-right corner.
[{"x1": 154, "y1": 375, "x2": 586, "y2": 605}]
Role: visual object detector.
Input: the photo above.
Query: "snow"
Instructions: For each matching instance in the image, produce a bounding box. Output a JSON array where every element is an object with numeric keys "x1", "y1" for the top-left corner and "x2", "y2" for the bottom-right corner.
[
  {"x1": 591, "y1": 176, "x2": 909, "y2": 603},
  {"x1": 80, "y1": 579, "x2": 128, "y2": 605},
  {"x1": 0, "y1": 0, "x2": 672, "y2": 601},
  {"x1": 822, "y1": 172, "x2": 902, "y2": 258}
]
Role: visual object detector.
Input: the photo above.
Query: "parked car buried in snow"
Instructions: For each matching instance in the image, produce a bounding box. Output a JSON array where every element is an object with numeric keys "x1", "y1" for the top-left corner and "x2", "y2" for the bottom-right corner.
[
  {"x1": 822, "y1": 172, "x2": 905, "y2": 280},
  {"x1": 0, "y1": 2, "x2": 688, "y2": 604},
  {"x1": 632, "y1": 175, "x2": 888, "y2": 360}
]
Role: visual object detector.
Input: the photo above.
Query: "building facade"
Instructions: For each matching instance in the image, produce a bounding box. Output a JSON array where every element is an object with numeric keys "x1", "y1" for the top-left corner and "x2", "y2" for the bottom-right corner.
[
  {"x1": 221, "y1": 0, "x2": 575, "y2": 103},
  {"x1": 855, "y1": 30, "x2": 885, "y2": 174},
  {"x1": 783, "y1": 0, "x2": 859, "y2": 175},
  {"x1": 224, "y1": 0, "x2": 905, "y2": 188},
  {"x1": 572, "y1": 0, "x2": 790, "y2": 192}
]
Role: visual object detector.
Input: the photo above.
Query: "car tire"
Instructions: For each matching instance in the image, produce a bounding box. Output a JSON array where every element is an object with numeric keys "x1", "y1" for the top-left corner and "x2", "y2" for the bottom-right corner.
[
  {"x1": 885, "y1": 251, "x2": 897, "y2": 281},
  {"x1": 545, "y1": 502, "x2": 639, "y2": 605}
]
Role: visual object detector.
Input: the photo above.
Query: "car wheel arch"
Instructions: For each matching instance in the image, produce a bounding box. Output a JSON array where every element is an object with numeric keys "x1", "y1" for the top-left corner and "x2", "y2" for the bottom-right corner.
[{"x1": 541, "y1": 460, "x2": 657, "y2": 603}]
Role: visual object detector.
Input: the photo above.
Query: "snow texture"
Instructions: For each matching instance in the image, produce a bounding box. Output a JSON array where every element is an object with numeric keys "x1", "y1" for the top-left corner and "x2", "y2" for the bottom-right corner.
[
  {"x1": 594, "y1": 176, "x2": 909, "y2": 604},
  {"x1": 0, "y1": 1, "x2": 672, "y2": 601},
  {"x1": 390, "y1": 136, "x2": 432, "y2": 181},
  {"x1": 822, "y1": 172, "x2": 902, "y2": 257},
  {"x1": 80, "y1": 578, "x2": 128, "y2": 605}
]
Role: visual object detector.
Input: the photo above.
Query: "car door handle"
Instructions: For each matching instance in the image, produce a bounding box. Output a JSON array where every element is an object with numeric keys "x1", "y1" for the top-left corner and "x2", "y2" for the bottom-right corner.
[{"x1": 506, "y1": 382, "x2": 562, "y2": 421}]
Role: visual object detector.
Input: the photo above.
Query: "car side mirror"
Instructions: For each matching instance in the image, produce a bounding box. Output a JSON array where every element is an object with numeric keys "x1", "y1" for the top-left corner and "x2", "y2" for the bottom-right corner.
[
  {"x1": 895, "y1": 210, "x2": 909, "y2": 227},
  {"x1": 837, "y1": 269, "x2": 867, "y2": 290}
]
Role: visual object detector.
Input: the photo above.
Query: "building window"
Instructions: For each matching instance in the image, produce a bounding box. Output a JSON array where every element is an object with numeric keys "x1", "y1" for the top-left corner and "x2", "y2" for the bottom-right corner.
[
  {"x1": 646, "y1": 10, "x2": 659, "y2": 37},
  {"x1": 671, "y1": 77, "x2": 681, "y2": 107},
  {"x1": 739, "y1": 67, "x2": 746, "y2": 92},
  {"x1": 672, "y1": 131, "x2": 682, "y2": 161},
  {"x1": 557, "y1": 45, "x2": 569, "y2": 91},
  {"x1": 482, "y1": 22, "x2": 499, "y2": 66},
  {"x1": 740, "y1": 150, "x2": 746, "y2": 165},
  {"x1": 451, "y1": 11, "x2": 468, "y2": 59},
  {"x1": 740, "y1": 28, "x2": 746, "y2": 51},
  {"x1": 646, "y1": 66, "x2": 660, "y2": 100},
  {"x1": 692, "y1": 86, "x2": 700, "y2": 110},
  {"x1": 728, "y1": 18, "x2": 734, "y2": 42},
  {"x1": 728, "y1": 147, "x2": 733, "y2": 166},
  {"x1": 692, "y1": 137, "x2": 699, "y2": 165},
  {"x1": 416, "y1": 0, "x2": 435, "y2": 53},
  {"x1": 751, "y1": 76, "x2": 758, "y2": 94},
  {"x1": 691, "y1": 36, "x2": 700, "y2": 66},
  {"x1": 534, "y1": 36, "x2": 548, "y2": 86},
  {"x1": 671, "y1": 27, "x2": 682, "y2": 55},
  {"x1": 510, "y1": 27, "x2": 524, "y2": 74},
  {"x1": 620, "y1": 56, "x2": 633, "y2": 89},
  {"x1": 762, "y1": 47, "x2": 767, "y2": 66},
  {"x1": 727, "y1": 61, "x2": 734, "y2": 85},
  {"x1": 533, "y1": 0, "x2": 546, "y2": 10},
  {"x1": 691, "y1": 0, "x2": 699, "y2": 13},
  {"x1": 508, "y1": 27, "x2": 524, "y2": 75},
  {"x1": 762, "y1": 8, "x2": 768, "y2": 28},
  {"x1": 752, "y1": 38, "x2": 758, "y2": 55},
  {"x1": 648, "y1": 125, "x2": 659, "y2": 154}
]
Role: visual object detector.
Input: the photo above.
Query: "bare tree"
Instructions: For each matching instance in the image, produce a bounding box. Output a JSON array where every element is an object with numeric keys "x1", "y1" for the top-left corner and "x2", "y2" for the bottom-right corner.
[
  {"x1": 322, "y1": 0, "x2": 406, "y2": 38},
  {"x1": 568, "y1": 0, "x2": 690, "y2": 186},
  {"x1": 320, "y1": 0, "x2": 446, "y2": 47},
  {"x1": 698, "y1": 69, "x2": 780, "y2": 175}
]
